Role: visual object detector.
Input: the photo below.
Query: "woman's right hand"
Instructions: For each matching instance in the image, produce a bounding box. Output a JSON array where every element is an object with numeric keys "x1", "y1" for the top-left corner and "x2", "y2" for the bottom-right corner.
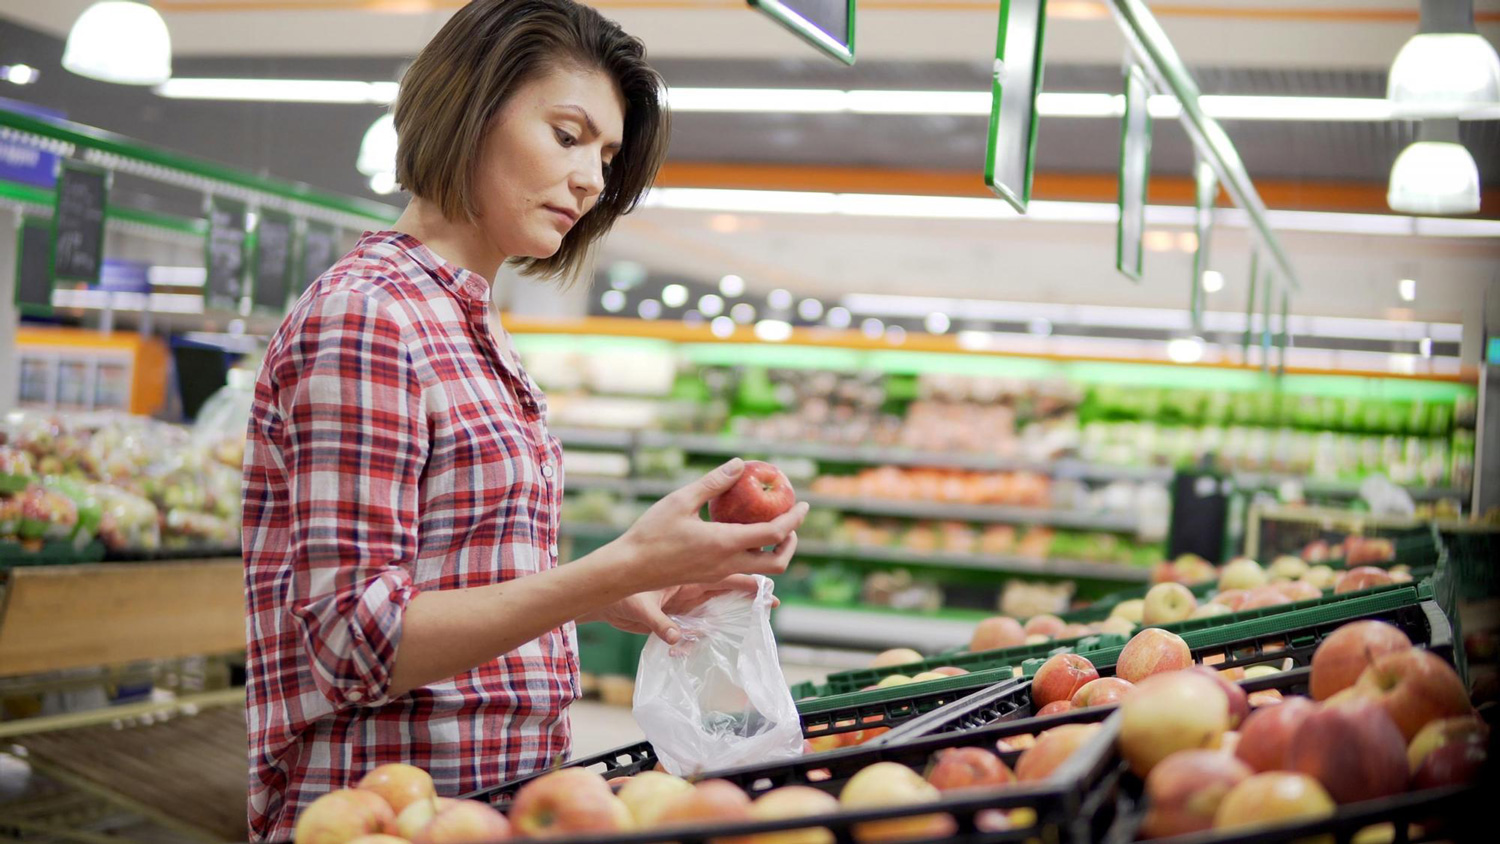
[{"x1": 614, "y1": 458, "x2": 810, "y2": 591}]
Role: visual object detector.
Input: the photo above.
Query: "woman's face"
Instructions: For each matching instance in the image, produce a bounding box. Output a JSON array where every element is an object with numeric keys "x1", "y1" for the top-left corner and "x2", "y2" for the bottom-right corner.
[{"x1": 473, "y1": 65, "x2": 626, "y2": 261}]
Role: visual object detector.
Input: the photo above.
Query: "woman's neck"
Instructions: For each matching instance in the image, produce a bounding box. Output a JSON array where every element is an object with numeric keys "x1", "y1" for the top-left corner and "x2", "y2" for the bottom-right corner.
[{"x1": 391, "y1": 197, "x2": 507, "y2": 286}]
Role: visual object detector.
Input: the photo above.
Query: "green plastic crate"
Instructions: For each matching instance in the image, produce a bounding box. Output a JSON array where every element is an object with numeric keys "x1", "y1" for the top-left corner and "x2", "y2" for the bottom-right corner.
[{"x1": 575, "y1": 622, "x2": 647, "y2": 679}]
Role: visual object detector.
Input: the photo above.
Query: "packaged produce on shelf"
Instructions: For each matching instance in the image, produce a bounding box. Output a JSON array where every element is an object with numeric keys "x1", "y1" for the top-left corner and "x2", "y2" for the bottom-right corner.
[
  {"x1": 1000, "y1": 580, "x2": 1075, "y2": 620},
  {"x1": 0, "y1": 445, "x2": 35, "y2": 493},
  {"x1": 810, "y1": 466, "x2": 1052, "y2": 507},
  {"x1": 862, "y1": 568, "x2": 943, "y2": 611},
  {"x1": 92, "y1": 484, "x2": 162, "y2": 552}
]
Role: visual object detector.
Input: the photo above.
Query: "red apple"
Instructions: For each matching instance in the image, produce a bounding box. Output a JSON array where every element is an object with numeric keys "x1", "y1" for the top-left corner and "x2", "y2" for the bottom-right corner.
[
  {"x1": 1056, "y1": 623, "x2": 1094, "y2": 640},
  {"x1": 1309, "y1": 620, "x2": 1413, "y2": 701},
  {"x1": 1354, "y1": 649, "x2": 1472, "y2": 741},
  {"x1": 1214, "y1": 589, "x2": 1250, "y2": 611},
  {"x1": 1070, "y1": 677, "x2": 1135, "y2": 709},
  {"x1": 709, "y1": 460, "x2": 796, "y2": 524},
  {"x1": 1188, "y1": 665, "x2": 1250, "y2": 728},
  {"x1": 839, "y1": 762, "x2": 956, "y2": 843},
  {"x1": 1116, "y1": 628, "x2": 1194, "y2": 684},
  {"x1": 930, "y1": 666, "x2": 968, "y2": 677},
  {"x1": 1016, "y1": 723, "x2": 1102, "y2": 781},
  {"x1": 653, "y1": 779, "x2": 751, "y2": 829},
  {"x1": 924, "y1": 747, "x2": 1016, "y2": 792},
  {"x1": 1140, "y1": 750, "x2": 1253, "y2": 839},
  {"x1": 347, "y1": 836, "x2": 409, "y2": 844},
  {"x1": 1239, "y1": 585, "x2": 1292, "y2": 610},
  {"x1": 1408, "y1": 716, "x2": 1490, "y2": 773},
  {"x1": 1411, "y1": 741, "x2": 1488, "y2": 791},
  {"x1": 970, "y1": 616, "x2": 1026, "y2": 652},
  {"x1": 1335, "y1": 566, "x2": 1394, "y2": 595},
  {"x1": 410, "y1": 800, "x2": 513, "y2": 844},
  {"x1": 1213, "y1": 773, "x2": 1334, "y2": 832},
  {"x1": 1024, "y1": 614, "x2": 1066, "y2": 638},
  {"x1": 294, "y1": 789, "x2": 397, "y2": 844},
  {"x1": 1277, "y1": 580, "x2": 1323, "y2": 602},
  {"x1": 1286, "y1": 698, "x2": 1408, "y2": 804},
  {"x1": 616, "y1": 770, "x2": 693, "y2": 828},
  {"x1": 1031, "y1": 653, "x2": 1099, "y2": 707},
  {"x1": 396, "y1": 797, "x2": 462, "y2": 841},
  {"x1": 1036, "y1": 700, "x2": 1074, "y2": 716},
  {"x1": 743, "y1": 786, "x2": 840, "y2": 844},
  {"x1": 357, "y1": 763, "x2": 436, "y2": 816},
  {"x1": 1119, "y1": 672, "x2": 1230, "y2": 776},
  {"x1": 870, "y1": 648, "x2": 923, "y2": 669},
  {"x1": 1235, "y1": 695, "x2": 1318, "y2": 773},
  {"x1": 510, "y1": 767, "x2": 632, "y2": 837}
]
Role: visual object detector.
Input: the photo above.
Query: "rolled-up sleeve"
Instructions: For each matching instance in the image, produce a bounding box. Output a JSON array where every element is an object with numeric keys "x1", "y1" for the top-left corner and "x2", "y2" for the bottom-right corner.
[{"x1": 278, "y1": 288, "x2": 428, "y2": 710}]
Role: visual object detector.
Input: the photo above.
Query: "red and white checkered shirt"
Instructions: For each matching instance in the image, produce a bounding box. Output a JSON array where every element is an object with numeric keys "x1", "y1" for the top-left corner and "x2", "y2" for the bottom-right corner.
[{"x1": 242, "y1": 231, "x2": 577, "y2": 842}]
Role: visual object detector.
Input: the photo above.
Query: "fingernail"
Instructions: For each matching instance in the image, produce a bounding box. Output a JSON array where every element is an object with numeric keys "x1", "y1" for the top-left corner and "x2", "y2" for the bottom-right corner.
[
  {"x1": 721, "y1": 458, "x2": 744, "y2": 475},
  {"x1": 665, "y1": 626, "x2": 680, "y2": 643}
]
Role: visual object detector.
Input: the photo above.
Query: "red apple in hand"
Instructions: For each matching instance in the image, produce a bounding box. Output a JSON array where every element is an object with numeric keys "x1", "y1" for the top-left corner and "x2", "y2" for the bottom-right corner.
[{"x1": 709, "y1": 460, "x2": 796, "y2": 524}]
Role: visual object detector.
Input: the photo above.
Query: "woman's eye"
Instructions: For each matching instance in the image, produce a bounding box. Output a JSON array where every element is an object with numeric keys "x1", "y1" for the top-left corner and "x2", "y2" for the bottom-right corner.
[
  {"x1": 554, "y1": 129, "x2": 576, "y2": 147},
  {"x1": 602, "y1": 161, "x2": 614, "y2": 179}
]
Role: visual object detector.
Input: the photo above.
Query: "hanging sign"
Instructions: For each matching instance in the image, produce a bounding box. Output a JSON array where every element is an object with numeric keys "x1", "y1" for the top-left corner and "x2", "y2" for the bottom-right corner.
[
  {"x1": 1116, "y1": 65, "x2": 1151, "y2": 282},
  {"x1": 984, "y1": 0, "x2": 1048, "y2": 213},
  {"x1": 747, "y1": 1, "x2": 856, "y2": 65}
]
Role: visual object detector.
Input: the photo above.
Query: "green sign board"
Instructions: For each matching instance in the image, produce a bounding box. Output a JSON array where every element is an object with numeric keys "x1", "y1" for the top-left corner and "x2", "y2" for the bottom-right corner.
[
  {"x1": 1116, "y1": 65, "x2": 1151, "y2": 282},
  {"x1": 51, "y1": 160, "x2": 108, "y2": 286},
  {"x1": 984, "y1": 0, "x2": 1048, "y2": 213},
  {"x1": 747, "y1": 1, "x2": 855, "y2": 65}
]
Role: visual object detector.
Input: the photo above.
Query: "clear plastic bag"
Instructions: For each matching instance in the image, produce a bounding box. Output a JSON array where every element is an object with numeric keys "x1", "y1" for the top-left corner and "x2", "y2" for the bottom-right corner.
[{"x1": 632, "y1": 576, "x2": 803, "y2": 777}]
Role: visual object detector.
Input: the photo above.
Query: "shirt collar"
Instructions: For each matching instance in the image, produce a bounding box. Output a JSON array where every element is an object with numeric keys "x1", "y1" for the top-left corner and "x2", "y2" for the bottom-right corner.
[{"x1": 359, "y1": 230, "x2": 493, "y2": 305}]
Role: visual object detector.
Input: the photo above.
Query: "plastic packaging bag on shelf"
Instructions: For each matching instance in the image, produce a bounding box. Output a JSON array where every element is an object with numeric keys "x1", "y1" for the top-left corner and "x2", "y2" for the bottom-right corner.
[
  {"x1": 632, "y1": 576, "x2": 803, "y2": 777},
  {"x1": 91, "y1": 484, "x2": 161, "y2": 552},
  {"x1": 192, "y1": 368, "x2": 255, "y2": 470}
]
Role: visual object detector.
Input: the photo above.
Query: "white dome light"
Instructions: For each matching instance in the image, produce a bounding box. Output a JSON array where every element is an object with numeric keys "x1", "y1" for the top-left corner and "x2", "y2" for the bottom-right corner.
[
  {"x1": 754, "y1": 319, "x2": 793, "y2": 342},
  {"x1": 697, "y1": 294, "x2": 724, "y2": 316},
  {"x1": 730, "y1": 302, "x2": 756, "y2": 324},
  {"x1": 637, "y1": 299, "x2": 662, "y2": 320},
  {"x1": 924, "y1": 312, "x2": 950, "y2": 334},
  {"x1": 358, "y1": 114, "x2": 397, "y2": 177},
  {"x1": 600, "y1": 290, "x2": 626, "y2": 313},
  {"x1": 367, "y1": 171, "x2": 398, "y2": 195},
  {"x1": 1388, "y1": 32, "x2": 1500, "y2": 117},
  {"x1": 719, "y1": 274, "x2": 746, "y2": 297},
  {"x1": 767, "y1": 288, "x2": 793, "y2": 310},
  {"x1": 1167, "y1": 336, "x2": 1206, "y2": 364},
  {"x1": 826, "y1": 306, "x2": 852, "y2": 329},
  {"x1": 1201, "y1": 270, "x2": 1225, "y2": 293},
  {"x1": 661, "y1": 283, "x2": 689, "y2": 308},
  {"x1": 797, "y1": 298, "x2": 823, "y2": 321},
  {"x1": 1388, "y1": 135, "x2": 1481, "y2": 215},
  {"x1": 64, "y1": 1, "x2": 172, "y2": 86},
  {"x1": 710, "y1": 316, "x2": 735, "y2": 337}
]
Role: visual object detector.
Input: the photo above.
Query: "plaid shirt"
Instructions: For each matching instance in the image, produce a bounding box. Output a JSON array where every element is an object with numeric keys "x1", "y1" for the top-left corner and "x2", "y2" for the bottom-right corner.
[{"x1": 242, "y1": 231, "x2": 577, "y2": 841}]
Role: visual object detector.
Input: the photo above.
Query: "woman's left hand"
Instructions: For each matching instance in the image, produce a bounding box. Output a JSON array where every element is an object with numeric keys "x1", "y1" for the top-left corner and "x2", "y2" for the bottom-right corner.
[{"x1": 586, "y1": 574, "x2": 778, "y2": 644}]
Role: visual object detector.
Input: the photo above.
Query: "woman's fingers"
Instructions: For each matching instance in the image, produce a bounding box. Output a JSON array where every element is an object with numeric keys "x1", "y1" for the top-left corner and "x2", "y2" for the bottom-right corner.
[
  {"x1": 716, "y1": 502, "x2": 810, "y2": 550},
  {"x1": 727, "y1": 531, "x2": 798, "y2": 577},
  {"x1": 675, "y1": 457, "x2": 745, "y2": 510}
]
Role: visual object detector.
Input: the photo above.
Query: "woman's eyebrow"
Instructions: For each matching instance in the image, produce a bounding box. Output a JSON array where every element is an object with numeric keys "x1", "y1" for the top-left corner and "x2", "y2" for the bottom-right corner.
[{"x1": 556, "y1": 103, "x2": 622, "y2": 152}]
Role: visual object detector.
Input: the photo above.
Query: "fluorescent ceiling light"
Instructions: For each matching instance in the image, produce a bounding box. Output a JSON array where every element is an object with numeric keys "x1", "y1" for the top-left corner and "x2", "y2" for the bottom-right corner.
[
  {"x1": 155, "y1": 78, "x2": 399, "y2": 103},
  {"x1": 1388, "y1": 33, "x2": 1500, "y2": 117},
  {"x1": 65, "y1": 1, "x2": 172, "y2": 86},
  {"x1": 1166, "y1": 336, "x2": 1207, "y2": 364},
  {"x1": 358, "y1": 114, "x2": 397, "y2": 177}
]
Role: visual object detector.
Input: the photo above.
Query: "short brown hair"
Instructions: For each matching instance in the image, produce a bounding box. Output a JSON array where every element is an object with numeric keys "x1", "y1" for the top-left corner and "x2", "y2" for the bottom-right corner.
[{"x1": 394, "y1": 0, "x2": 670, "y2": 286}]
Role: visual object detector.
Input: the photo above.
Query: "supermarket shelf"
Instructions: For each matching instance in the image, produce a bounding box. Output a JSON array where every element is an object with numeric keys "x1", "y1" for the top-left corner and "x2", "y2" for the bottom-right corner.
[
  {"x1": 794, "y1": 541, "x2": 1151, "y2": 583},
  {"x1": 550, "y1": 426, "x2": 638, "y2": 450},
  {"x1": 772, "y1": 603, "x2": 978, "y2": 652},
  {"x1": 801, "y1": 493, "x2": 1142, "y2": 533},
  {"x1": 1231, "y1": 472, "x2": 1466, "y2": 502}
]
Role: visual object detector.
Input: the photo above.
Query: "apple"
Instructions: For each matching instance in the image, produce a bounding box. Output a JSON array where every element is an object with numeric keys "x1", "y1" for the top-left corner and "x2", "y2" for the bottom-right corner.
[
  {"x1": 1277, "y1": 580, "x2": 1323, "y2": 602},
  {"x1": 1213, "y1": 589, "x2": 1250, "y2": 611},
  {"x1": 1016, "y1": 723, "x2": 1102, "y2": 782},
  {"x1": 870, "y1": 648, "x2": 923, "y2": 669},
  {"x1": 839, "y1": 762, "x2": 956, "y2": 843},
  {"x1": 1056, "y1": 623, "x2": 1094, "y2": 640},
  {"x1": 1110, "y1": 599, "x2": 1146, "y2": 625},
  {"x1": 1346, "y1": 537, "x2": 1396, "y2": 566},
  {"x1": 1218, "y1": 558, "x2": 1268, "y2": 591},
  {"x1": 1412, "y1": 741, "x2": 1488, "y2": 791},
  {"x1": 1036, "y1": 700, "x2": 1074, "y2": 716},
  {"x1": 509, "y1": 767, "x2": 632, "y2": 837},
  {"x1": 910, "y1": 671, "x2": 950, "y2": 683},
  {"x1": 804, "y1": 733, "x2": 851, "y2": 754},
  {"x1": 1287, "y1": 698, "x2": 1409, "y2": 804},
  {"x1": 1031, "y1": 653, "x2": 1099, "y2": 707},
  {"x1": 410, "y1": 800, "x2": 512, "y2": 844},
  {"x1": 357, "y1": 763, "x2": 436, "y2": 816},
  {"x1": 294, "y1": 789, "x2": 397, "y2": 844},
  {"x1": 1116, "y1": 628, "x2": 1194, "y2": 684},
  {"x1": 1239, "y1": 586, "x2": 1291, "y2": 610},
  {"x1": 709, "y1": 460, "x2": 796, "y2": 524},
  {"x1": 1188, "y1": 666, "x2": 1250, "y2": 728},
  {"x1": 1407, "y1": 716, "x2": 1489, "y2": 773},
  {"x1": 1354, "y1": 649, "x2": 1472, "y2": 741},
  {"x1": 970, "y1": 616, "x2": 1026, "y2": 651},
  {"x1": 1244, "y1": 663, "x2": 1284, "y2": 680},
  {"x1": 742, "y1": 786, "x2": 840, "y2": 844},
  {"x1": 1302, "y1": 540, "x2": 1332, "y2": 563},
  {"x1": 1152, "y1": 561, "x2": 1180, "y2": 585},
  {"x1": 1219, "y1": 731, "x2": 1241, "y2": 757},
  {"x1": 1174, "y1": 554, "x2": 1218, "y2": 585},
  {"x1": 1119, "y1": 672, "x2": 1230, "y2": 776},
  {"x1": 616, "y1": 770, "x2": 693, "y2": 828},
  {"x1": 1024, "y1": 614, "x2": 1066, "y2": 638},
  {"x1": 1335, "y1": 566, "x2": 1395, "y2": 595},
  {"x1": 346, "y1": 836, "x2": 409, "y2": 844},
  {"x1": 1309, "y1": 620, "x2": 1413, "y2": 701},
  {"x1": 1071, "y1": 677, "x2": 1135, "y2": 709},
  {"x1": 1024, "y1": 634, "x2": 1050, "y2": 645},
  {"x1": 1095, "y1": 616, "x2": 1136, "y2": 637},
  {"x1": 924, "y1": 747, "x2": 1016, "y2": 792},
  {"x1": 1235, "y1": 695, "x2": 1317, "y2": 772},
  {"x1": 1268, "y1": 555, "x2": 1309, "y2": 582},
  {"x1": 1143, "y1": 582, "x2": 1198, "y2": 625},
  {"x1": 847, "y1": 726, "x2": 890, "y2": 746},
  {"x1": 1190, "y1": 602, "x2": 1232, "y2": 620},
  {"x1": 1302, "y1": 565, "x2": 1337, "y2": 590},
  {"x1": 395, "y1": 798, "x2": 462, "y2": 841},
  {"x1": 1248, "y1": 690, "x2": 1285, "y2": 707},
  {"x1": 653, "y1": 779, "x2": 751, "y2": 829},
  {"x1": 1213, "y1": 773, "x2": 1334, "y2": 833},
  {"x1": 874, "y1": 674, "x2": 913, "y2": 688},
  {"x1": 1140, "y1": 750, "x2": 1253, "y2": 839},
  {"x1": 930, "y1": 666, "x2": 968, "y2": 677}
]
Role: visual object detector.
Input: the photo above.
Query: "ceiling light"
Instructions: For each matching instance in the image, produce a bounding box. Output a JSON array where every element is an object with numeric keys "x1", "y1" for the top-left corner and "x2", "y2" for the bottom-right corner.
[
  {"x1": 1, "y1": 64, "x2": 40, "y2": 86},
  {"x1": 357, "y1": 114, "x2": 397, "y2": 177},
  {"x1": 730, "y1": 302, "x2": 756, "y2": 324},
  {"x1": 885, "y1": 325, "x2": 907, "y2": 344},
  {"x1": 826, "y1": 306, "x2": 852, "y2": 329},
  {"x1": 767, "y1": 288, "x2": 793, "y2": 310},
  {"x1": 797, "y1": 298, "x2": 824, "y2": 321},
  {"x1": 1420, "y1": 337, "x2": 1433, "y2": 358},
  {"x1": 924, "y1": 312, "x2": 951, "y2": 334},
  {"x1": 710, "y1": 316, "x2": 735, "y2": 338},
  {"x1": 637, "y1": 299, "x2": 662, "y2": 320},
  {"x1": 1029, "y1": 317, "x2": 1053, "y2": 337},
  {"x1": 754, "y1": 319, "x2": 793, "y2": 342},
  {"x1": 1167, "y1": 336, "x2": 1206, "y2": 364},
  {"x1": 367, "y1": 171, "x2": 397, "y2": 195},
  {"x1": 608, "y1": 261, "x2": 647, "y2": 290},
  {"x1": 1201, "y1": 270, "x2": 1225, "y2": 293},
  {"x1": 1388, "y1": 1, "x2": 1500, "y2": 117},
  {"x1": 155, "y1": 78, "x2": 398, "y2": 103},
  {"x1": 1399, "y1": 278, "x2": 1417, "y2": 301},
  {"x1": 64, "y1": 1, "x2": 171, "y2": 86},
  {"x1": 719, "y1": 274, "x2": 746, "y2": 297},
  {"x1": 860, "y1": 318, "x2": 884, "y2": 338},
  {"x1": 1388, "y1": 120, "x2": 1481, "y2": 215},
  {"x1": 600, "y1": 290, "x2": 626, "y2": 313},
  {"x1": 698, "y1": 294, "x2": 724, "y2": 316},
  {"x1": 661, "y1": 283, "x2": 689, "y2": 308},
  {"x1": 1143, "y1": 230, "x2": 1175, "y2": 252}
]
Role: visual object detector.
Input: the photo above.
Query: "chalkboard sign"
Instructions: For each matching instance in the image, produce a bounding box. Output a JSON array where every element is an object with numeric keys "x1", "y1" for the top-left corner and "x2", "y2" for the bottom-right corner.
[
  {"x1": 252, "y1": 209, "x2": 295, "y2": 312},
  {"x1": 748, "y1": 1, "x2": 855, "y2": 65},
  {"x1": 14, "y1": 216, "x2": 54, "y2": 314},
  {"x1": 205, "y1": 197, "x2": 249, "y2": 311},
  {"x1": 299, "y1": 221, "x2": 340, "y2": 292},
  {"x1": 51, "y1": 162, "x2": 108, "y2": 285}
]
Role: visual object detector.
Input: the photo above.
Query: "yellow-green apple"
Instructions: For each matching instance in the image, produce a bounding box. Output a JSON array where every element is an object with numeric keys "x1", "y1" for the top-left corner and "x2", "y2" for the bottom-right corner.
[
  {"x1": 709, "y1": 460, "x2": 796, "y2": 524},
  {"x1": 411, "y1": 800, "x2": 513, "y2": 844},
  {"x1": 870, "y1": 648, "x2": 923, "y2": 669},
  {"x1": 1286, "y1": 698, "x2": 1409, "y2": 804},
  {"x1": 396, "y1": 798, "x2": 462, "y2": 841},
  {"x1": 910, "y1": 671, "x2": 949, "y2": 683},
  {"x1": 1244, "y1": 663, "x2": 1284, "y2": 680},
  {"x1": 741, "y1": 786, "x2": 839, "y2": 844},
  {"x1": 1335, "y1": 566, "x2": 1394, "y2": 595},
  {"x1": 970, "y1": 616, "x2": 1026, "y2": 651},
  {"x1": 1110, "y1": 599, "x2": 1146, "y2": 625},
  {"x1": 1174, "y1": 554, "x2": 1218, "y2": 585},
  {"x1": 1302, "y1": 565, "x2": 1337, "y2": 590},
  {"x1": 1187, "y1": 666, "x2": 1249, "y2": 728},
  {"x1": 1095, "y1": 616, "x2": 1136, "y2": 637},
  {"x1": 616, "y1": 770, "x2": 694, "y2": 828},
  {"x1": 1031, "y1": 653, "x2": 1099, "y2": 707},
  {"x1": 1024, "y1": 614, "x2": 1066, "y2": 638},
  {"x1": 1116, "y1": 628, "x2": 1194, "y2": 683},
  {"x1": 1247, "y1": 689, "x2": 1285, "y2": 707},
  {"x1": 1239, "y1": 586, "x2": 1291, "y2": 610},
  {"x1": 839, "y1": 762, "x2": 956, "y2": 843},
  {"x1": 1119, "y1": 672, "x2": 1230, "y2": 776},
  {"x1": 874, "y1": 675, "x2": 913, "y2": 688},
  {"x1": 1015, "y1": 724, "x2": 1103, "y2": 781},
  {"x1": 924, "y1": 747, "x2": 1016, "y2": 792},
  {"x1": 1036, "y1": 700, "x2": 1074, "y2": 716},
  {"x1": 294, "y1": 790, "x2": 397, "y2": 844},
  {"x1": 1309, "y1": 620, "x2": 1413, "y2": 701},
  {"x1": 1213, "y1": 773, "x2": 1334, "y2": 833},
  {"x1": 1412, "y1": 741, "x2": 1488, "y2": 791},
  {"x1": 1140, "y1": 750, "x2": 1253, "y2": 838},
  {"x1": 1268, "y1": 556, "x2": 1309, "y2": 581},
  {"x1": 1056, "y1": 623, "x2": 1094, "y2": 640},
  {"x1": 1143, "y1": 582, "x2": 1198, "y2": 625},
  {"x1": 1354, "y1": 649, "x2": 1472, "y2": 741},
  {"x1": 1191, "y1": 602, "x2": 1232, "y2": 619},
  {"x1": 1071, "y1": 677, "x2": 1135, "y2": 708},
  {"x1": 357, "y1": 764, "x2": 436, "y2": 816},
  {"x1": 510, "y1": 767, "x2": 632, "y2": 837},
  {"x1": 1218, "y1": 558, "x2": 1267, "y2": 591},
  {"x1": 1213, "y1": 589, "x2": 1250, "y2": 611},
  {"x1": 1277, "y1": 580, "x2": 1323, "y2": 602},
  {"x1": 1407, "y1": 716, "x2": 1489, "y2": 773},
  {"x1": 1235, "y1": 695, "x2": 1317, "y2": 772},
  {"x1": 1024, "y1": 634, "x2": 1050, "y2": 645},
  {"x1": 652, "y1": 779, "x2": 751, "y2": 829}
]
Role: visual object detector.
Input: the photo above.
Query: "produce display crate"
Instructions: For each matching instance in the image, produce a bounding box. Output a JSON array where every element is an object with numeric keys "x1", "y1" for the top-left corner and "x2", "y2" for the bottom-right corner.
[
  {"x1": 1245, "y1": 504, "x2": 1446, "y2": 565},
  {"x1": 1060, "y1": 580, "x2": 1218, "y2": 625},
  {"x1": 1433, "y1": 526, "x2": 1500, "y2": 690},
  {"x1": 467, "y1": 685, "x2": 1124, "y2": 844},
  {"x1": 0, "y1": 539, "x2": 106, "y2": 566},
  {"x1": 824, "y1": 632, "x2": 1125, "y2": 695},
  {"x1": 874, "y1": 598, "x2": 1452, "y2": 744}
]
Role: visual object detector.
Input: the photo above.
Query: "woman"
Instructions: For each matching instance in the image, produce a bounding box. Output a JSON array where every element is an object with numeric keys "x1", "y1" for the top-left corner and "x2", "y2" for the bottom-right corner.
[{"x1": 241, "y1": 1, "x2": 808, "y2": 838}]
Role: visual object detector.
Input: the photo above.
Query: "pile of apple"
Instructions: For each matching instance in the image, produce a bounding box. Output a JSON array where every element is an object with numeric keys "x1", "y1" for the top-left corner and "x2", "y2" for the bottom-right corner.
[{"x1": 1118, "y1": 618, "x2": 1486, "y2": 840}]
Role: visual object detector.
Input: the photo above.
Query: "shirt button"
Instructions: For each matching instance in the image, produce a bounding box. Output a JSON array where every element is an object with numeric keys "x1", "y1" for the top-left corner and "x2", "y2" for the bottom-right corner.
[
  {"x1": 550, "y1": 544, "x2": 559, "y2": 557},
  {"x1": 346, "y1": 689, "x2": 364, "y2": 702},
  {"x1": 541, "y1": 464, "x2": 554, "y2": 479}
]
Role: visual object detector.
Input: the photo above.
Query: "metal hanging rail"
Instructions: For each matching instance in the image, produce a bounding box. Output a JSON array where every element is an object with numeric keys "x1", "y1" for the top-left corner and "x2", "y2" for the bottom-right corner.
[{"x1": 1106, "y1": 0, "x2": 1301, "y2": 293}]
